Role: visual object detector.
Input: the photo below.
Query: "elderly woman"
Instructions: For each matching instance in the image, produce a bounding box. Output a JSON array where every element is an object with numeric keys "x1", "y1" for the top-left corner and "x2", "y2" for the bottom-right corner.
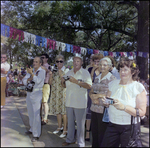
[
  {"x1": 89, "y1": 57, "x2": 116, "y2": 147},
  {"x1": 101, "y1": 57, "x2": 147, "y2": 147},
  {"x1": 49, "y1": 54, "x2": 69, "y2": 138},
  {"x1": 85, "y1": 53, "x2": 103, "y2": 141}
]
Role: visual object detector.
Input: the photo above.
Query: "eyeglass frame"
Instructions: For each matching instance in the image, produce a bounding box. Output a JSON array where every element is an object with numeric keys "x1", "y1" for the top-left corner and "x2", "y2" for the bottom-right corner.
[
  {"x1": 41, "y1": 56, "x2": 46, "y2": 59},
  {"x1": 56, "y1": 60, "x2": 63, "y2": 63}
]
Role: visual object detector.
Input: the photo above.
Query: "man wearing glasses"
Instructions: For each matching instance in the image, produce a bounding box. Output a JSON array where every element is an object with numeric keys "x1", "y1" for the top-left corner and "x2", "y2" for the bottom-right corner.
[
  {"x1": 1, "y1": 53, "x2": 10, "y2": 109},
  {"x1": 40, "y1": 54, "x2": 51, "y2": 125}
]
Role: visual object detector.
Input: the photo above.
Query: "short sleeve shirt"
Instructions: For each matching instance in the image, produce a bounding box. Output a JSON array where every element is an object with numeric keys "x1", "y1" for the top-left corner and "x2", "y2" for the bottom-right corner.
[
  {"x1": 43, "y1": 63, "x2": 50, "y2": 84},
  {"x1": 64, "y1": 67, "x2": 92, "y2": 109},
  {"x1": 90, "y1": 72, "x2": 116, "y2": 113},
  {"x1": 108, "y1": 80, "x2": 147, "y2": 125},
  {"x1": 1, "y1": 62, "x2": 10, "y2": 77}
]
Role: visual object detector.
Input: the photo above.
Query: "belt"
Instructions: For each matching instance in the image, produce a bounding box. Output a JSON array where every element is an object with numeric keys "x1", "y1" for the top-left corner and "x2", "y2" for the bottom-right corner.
[
  {"x1": 33, "y1": 88, "x2": 43, "y2": 91},
  {"x1": 44, "y1": 83, "x2": 49, "y2": 84}
]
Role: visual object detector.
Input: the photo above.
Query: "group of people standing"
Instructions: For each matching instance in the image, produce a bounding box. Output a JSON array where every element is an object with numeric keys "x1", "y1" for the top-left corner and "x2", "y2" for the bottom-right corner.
[{"x1": 1, "y1": 52, "x2": 148, "y2": 147}]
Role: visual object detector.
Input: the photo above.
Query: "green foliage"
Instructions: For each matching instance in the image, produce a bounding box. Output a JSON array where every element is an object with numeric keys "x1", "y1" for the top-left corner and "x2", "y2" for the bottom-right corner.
[{"x1": 1, "y1": 1, "x2": 141, "y2": 67}]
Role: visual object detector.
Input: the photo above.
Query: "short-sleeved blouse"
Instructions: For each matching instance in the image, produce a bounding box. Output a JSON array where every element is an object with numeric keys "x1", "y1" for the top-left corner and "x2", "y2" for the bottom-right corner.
[
  {"x1": 90, "y1": 72, "x2": 116, "y2": 114},
  {"x1": 108, "y1": 79, "x2": 147, "y2": 125}
]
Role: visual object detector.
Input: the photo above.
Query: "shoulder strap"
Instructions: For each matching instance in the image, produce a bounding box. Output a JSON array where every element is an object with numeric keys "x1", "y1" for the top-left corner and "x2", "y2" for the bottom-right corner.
[
  {"x1": 130, "y1": 115, "x2": 134, "y2": 138},
  {"x1": 136, "y1": 108, "x2": 141, "y2": 134},
  {"x1": 35, "y1": 70, "x2": 40, "y2": 76}
]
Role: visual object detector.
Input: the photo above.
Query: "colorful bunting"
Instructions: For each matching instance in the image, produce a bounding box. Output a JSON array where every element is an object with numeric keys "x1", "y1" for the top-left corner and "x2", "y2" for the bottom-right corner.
[{"x1": 1, "y1": 23, "x2": 149, "y2": 58}]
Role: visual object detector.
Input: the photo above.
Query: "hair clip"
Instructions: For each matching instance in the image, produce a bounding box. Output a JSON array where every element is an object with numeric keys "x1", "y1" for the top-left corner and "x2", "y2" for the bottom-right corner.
[{"x1": 133, "y1": 63, "x2": 136, "y2": 68}]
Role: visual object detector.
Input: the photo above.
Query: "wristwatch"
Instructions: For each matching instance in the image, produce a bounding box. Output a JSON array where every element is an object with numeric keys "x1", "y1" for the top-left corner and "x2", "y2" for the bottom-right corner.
[{"x1": 78, "y1": 80, "x2": 81, "y2": 85}]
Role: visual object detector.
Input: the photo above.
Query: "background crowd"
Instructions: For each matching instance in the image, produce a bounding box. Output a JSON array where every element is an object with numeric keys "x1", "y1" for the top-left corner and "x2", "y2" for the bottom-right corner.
[{"x1": 1, "y1": 52, "x2": 149, "y2": 147}]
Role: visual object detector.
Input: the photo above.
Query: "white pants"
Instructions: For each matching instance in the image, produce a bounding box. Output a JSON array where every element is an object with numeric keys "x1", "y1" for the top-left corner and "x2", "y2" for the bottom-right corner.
[{"x1": 26, "y1": 90, "x2": 42, "y2": 137}]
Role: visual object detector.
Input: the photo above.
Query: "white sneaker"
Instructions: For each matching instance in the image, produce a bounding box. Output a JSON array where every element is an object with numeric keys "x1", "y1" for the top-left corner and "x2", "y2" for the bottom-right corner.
[
  {"x1": 53, "y1": 127, "x2": 63, "y2": 134},
  {"x1": 59, "y1": 131, "x2": 67, "y2": 138}
]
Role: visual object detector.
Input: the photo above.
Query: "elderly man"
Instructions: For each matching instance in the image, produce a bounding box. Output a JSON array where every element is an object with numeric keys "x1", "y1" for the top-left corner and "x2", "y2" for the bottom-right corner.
[
  {"x1": 61, "y1": 54, "x2": 92, "y2": 147},
  {"x1": 23, "y1": 57, "x2": 45, "y2": 142},
  {"x1": 1, "y1": 53, "x2": 10, "y2": 109}
]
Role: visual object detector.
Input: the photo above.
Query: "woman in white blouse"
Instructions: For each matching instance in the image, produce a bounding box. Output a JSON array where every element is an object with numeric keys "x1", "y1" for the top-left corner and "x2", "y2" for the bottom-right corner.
[
  {"x1": 101, "y1": 57, "x2": 147, "y2": 147},
  {"x1": 89, "y1": 57, "x2": 116, "y2": 147}
]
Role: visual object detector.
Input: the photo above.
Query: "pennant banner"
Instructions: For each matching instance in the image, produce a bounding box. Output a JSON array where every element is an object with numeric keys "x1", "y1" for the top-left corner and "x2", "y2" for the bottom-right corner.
[{"x1": 1, "y1": 23, "x2": 149, "y2": 58}]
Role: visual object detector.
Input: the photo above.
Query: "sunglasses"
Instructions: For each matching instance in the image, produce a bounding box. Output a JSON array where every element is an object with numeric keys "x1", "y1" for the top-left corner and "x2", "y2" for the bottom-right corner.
[
  {"x1": 41, "y1": 57, "x2": 45, "y2": 59},
  {"x1": 56, "y1": 60, "x2": 63, "y2": 63}
]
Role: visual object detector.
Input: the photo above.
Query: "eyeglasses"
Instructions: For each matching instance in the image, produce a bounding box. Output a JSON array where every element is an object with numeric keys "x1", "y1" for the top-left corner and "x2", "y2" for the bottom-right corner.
[
  {"x1": 41, "y1": 57, "x2": 46, "y2": 59},
  {"x1": 1, "y1": 57, "x2": 6, "y2": 59},
  {"x1": 99, "y1": 64, "x2": 108, "y2": 67},
  {"x1": 56, "y1": 60, "x2": 63, "y2": 63}
]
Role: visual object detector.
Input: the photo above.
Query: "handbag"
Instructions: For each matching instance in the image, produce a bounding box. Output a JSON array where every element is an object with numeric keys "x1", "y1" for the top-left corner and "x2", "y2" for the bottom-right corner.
[
  {"x1": 102, "y1": 107, "x2": 109, "y2": 122},
  {"x1": 126, "y1": 108, "x2": 143, "y2": 147}
]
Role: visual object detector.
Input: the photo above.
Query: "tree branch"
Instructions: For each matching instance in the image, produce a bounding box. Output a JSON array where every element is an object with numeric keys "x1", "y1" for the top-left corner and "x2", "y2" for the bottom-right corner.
[
  {"x1": 61, "y1": 25, "x2": 136, "y2": 39},
  {"x1": 108, "y1": 34, "x2": 124, "y2": 51},
  {"x1": 117, "y1": 1, "x2": 139, "y2": 10}
]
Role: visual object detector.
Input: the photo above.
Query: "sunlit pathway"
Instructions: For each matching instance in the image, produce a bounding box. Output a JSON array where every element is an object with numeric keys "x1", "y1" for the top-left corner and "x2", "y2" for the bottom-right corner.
[
  {"x1": 1, "y1": 96, "x2": 34, "y2": 147},
  {"x1": 1, "y1": 96, "x2": 149, "y2": 147}
]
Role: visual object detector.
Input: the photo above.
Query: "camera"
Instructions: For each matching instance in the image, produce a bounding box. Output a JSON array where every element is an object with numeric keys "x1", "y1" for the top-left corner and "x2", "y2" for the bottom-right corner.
[
  {"x1": 48, "y1": 65, "x2": 51, "y2": 71},
  {"x1": 105, "y1": 97, "x2": 114, "y2": 104},
  {"x1": 63, "y1": 76, "x2": 70, "y2": 81},
  {"x1": 51, "y1": 65, "x2": 58, "y2": 72},
  {"x1": 25, "y1": 81, "x2": 35, "y2": 92}
]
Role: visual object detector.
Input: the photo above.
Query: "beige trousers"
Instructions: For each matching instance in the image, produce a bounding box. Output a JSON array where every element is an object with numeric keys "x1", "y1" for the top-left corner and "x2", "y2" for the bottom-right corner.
[{"x1": 1, "y1": 77, "x2": 7, "y2": 106}]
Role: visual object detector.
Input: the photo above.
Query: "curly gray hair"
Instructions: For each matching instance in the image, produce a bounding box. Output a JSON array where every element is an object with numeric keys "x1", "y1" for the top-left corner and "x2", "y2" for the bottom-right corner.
[
  {"x1": 99, "y1": 57, "x2": 112, "y2": 68},
  {"x1": 55, "y1": 54, "x2": 64, "y2": 62}
]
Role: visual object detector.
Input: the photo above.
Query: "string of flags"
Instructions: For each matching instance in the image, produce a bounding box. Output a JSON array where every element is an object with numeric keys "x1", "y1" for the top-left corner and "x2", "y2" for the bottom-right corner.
[{"x1": 1, "y1": 23, "x2": 149, "y2": 59}]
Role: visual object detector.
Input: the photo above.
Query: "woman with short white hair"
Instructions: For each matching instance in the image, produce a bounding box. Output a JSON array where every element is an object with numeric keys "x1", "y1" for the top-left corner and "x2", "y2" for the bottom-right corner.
[{"x1": 89, "y1": 57, "x2": 116, "y2": 147}]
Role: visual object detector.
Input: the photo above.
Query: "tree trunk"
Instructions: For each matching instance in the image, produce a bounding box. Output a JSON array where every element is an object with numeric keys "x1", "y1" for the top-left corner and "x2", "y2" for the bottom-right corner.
[{"x1": 136, "y1": 1, "x2": 149, "y2": 80}]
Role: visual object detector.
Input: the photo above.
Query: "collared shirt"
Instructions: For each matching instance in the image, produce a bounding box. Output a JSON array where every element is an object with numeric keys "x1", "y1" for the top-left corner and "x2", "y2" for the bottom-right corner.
[
  {"x1": 63, "y1": 67, "x2": 92, "y2": 109},
  {"x1": 61, "y1": 66, "x2": 69, "y2": 73},
  {"x1": 22, "y1": 67, "x2": 45, "y2": 91},
  {"x1": 111, "y1": 67, "x2": 120, "y2": 80},
  {"x1": 1, "y1": 62, "x2": 10, "y2": 77},
  {"x1": 43, "y1": 63, "x2": 50, "y2": 84},
  {"x1": 90, "y1": 72, "x2": 116, "y2": 114}
]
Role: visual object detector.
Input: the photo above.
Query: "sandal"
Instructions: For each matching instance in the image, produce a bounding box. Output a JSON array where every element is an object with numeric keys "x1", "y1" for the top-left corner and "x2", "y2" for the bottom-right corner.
[
  {"x1": 85, "y1": 130, "x2": 90, "y2": 141},
  {"x1": 59, "y1": 131, "x2": 68, "y2": 138},
  {"x1": 53, "y1": 127, "x2": 63, "y2": 134},
  {"x1": 41, "y1": 119, "x2": 48, "y2": 125}
]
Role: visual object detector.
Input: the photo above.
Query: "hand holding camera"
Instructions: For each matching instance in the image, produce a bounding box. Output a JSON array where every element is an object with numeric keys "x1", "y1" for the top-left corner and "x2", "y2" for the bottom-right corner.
[
  {"x1": 50, "y1": 65, "x2": 58, "y2": 73},
  {"x1": 27, "y1": 67, "x2": 33, "y2": 75},
  {"x1": 63, "y1": 76, "x2": 70, "y2": 81},
  {"x1": 102, "y1": 96, "x2": 114, "y2": 105},
  {"x1": 113, "y1": 99, "x2": 126, "y2": 111}
]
